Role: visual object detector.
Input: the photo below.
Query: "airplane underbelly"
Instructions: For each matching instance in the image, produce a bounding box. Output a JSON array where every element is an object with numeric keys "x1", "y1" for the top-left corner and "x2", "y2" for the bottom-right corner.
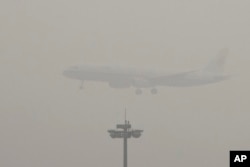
[
  {"x1": 166, "y1": 80, "x2": 207, "y2": 86},
  {"x1": 154, "y1": 74, "x2": 217, "y2": 87}
]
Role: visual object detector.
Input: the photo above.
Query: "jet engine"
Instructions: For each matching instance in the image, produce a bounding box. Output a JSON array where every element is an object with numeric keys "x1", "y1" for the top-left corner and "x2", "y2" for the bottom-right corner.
[
  {"x1": 109, "y1": 82, "x2": 131, "y2": 88},
  {"x1": 132, "y1": 78, "x2": 151, "y2": 88}
]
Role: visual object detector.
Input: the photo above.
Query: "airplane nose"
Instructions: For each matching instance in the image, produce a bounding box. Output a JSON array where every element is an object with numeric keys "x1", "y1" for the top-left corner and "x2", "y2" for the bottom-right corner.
[{"x1": 63, "y1": 66, "x2": 78, "y2": 78}]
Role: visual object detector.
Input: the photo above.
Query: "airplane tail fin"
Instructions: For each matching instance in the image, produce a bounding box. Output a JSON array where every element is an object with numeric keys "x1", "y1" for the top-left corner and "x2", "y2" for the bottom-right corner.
[{"x1": 202, "y1": 48, "x2": 228, "y2": 74}]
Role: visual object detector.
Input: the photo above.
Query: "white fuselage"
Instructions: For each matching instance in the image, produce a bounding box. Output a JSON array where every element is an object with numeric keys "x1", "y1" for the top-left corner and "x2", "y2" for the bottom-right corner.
[{"x1": 63, "y1": 65, "x2": 228, "y2": 88}]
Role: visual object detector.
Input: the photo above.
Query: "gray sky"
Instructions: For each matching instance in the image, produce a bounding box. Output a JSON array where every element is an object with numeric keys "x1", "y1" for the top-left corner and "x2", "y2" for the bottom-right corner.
[{"x1": 1, "y1": 0, "x2": 250, "y2": 167}]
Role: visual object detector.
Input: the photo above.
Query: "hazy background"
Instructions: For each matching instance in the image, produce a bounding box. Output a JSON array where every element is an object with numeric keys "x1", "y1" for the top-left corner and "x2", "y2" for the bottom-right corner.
[{"x1": 1, "y1": 0, "x2": 250, "y2": 167}]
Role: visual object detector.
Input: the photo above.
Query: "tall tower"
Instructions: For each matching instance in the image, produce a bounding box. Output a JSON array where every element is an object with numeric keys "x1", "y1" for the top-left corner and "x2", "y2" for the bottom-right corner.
[{"x1": 108, "y1": 115, "x2": 143, "y2": 167}]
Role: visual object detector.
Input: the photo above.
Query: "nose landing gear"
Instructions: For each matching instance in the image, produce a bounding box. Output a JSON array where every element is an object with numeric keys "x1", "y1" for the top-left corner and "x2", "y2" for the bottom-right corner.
[{"x1": 79, "y1": 81, "x2": 84, "y2": 89}]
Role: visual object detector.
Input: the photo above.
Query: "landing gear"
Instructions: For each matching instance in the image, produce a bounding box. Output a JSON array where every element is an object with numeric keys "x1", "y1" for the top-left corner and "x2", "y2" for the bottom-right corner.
[
  {"x1": 135, "y1": 88, "x2": 142, "y2": 95},
  {"x1": 79, "y1": 81, "x2": 84, "y2": 89},
  {"x1": 151, "y1": 88, "x2": 157, "y2": 95}
]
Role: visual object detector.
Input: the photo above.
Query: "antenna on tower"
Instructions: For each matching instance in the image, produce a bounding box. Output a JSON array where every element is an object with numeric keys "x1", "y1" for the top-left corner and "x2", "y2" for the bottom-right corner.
[{"x1": 125, "y1": 108, "x2": 127, "y2": 124}]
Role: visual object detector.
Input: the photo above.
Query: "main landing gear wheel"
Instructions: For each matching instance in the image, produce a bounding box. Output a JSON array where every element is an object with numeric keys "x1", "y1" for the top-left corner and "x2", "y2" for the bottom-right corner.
[
  {"x1": 151, "y1": 88, "x2": 158, "y2": 95},
  {"x1": 79, "y1": 81, "x2": 84, "y2": 89},
  {"x1": 135, "y1": 88, "x2": 142, "y2": 95}
]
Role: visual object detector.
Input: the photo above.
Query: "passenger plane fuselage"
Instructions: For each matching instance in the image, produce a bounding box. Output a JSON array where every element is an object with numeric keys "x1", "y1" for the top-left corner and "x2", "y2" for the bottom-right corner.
[{"x1": 63, "y1": 49, "x2": 229, "y2": 94}]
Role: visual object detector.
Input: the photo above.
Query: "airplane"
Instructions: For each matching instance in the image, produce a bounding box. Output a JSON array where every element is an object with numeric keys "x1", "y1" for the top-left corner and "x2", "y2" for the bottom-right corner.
[{"x1": 63, "y1": 48, "x2": 229, "y2": 95}]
